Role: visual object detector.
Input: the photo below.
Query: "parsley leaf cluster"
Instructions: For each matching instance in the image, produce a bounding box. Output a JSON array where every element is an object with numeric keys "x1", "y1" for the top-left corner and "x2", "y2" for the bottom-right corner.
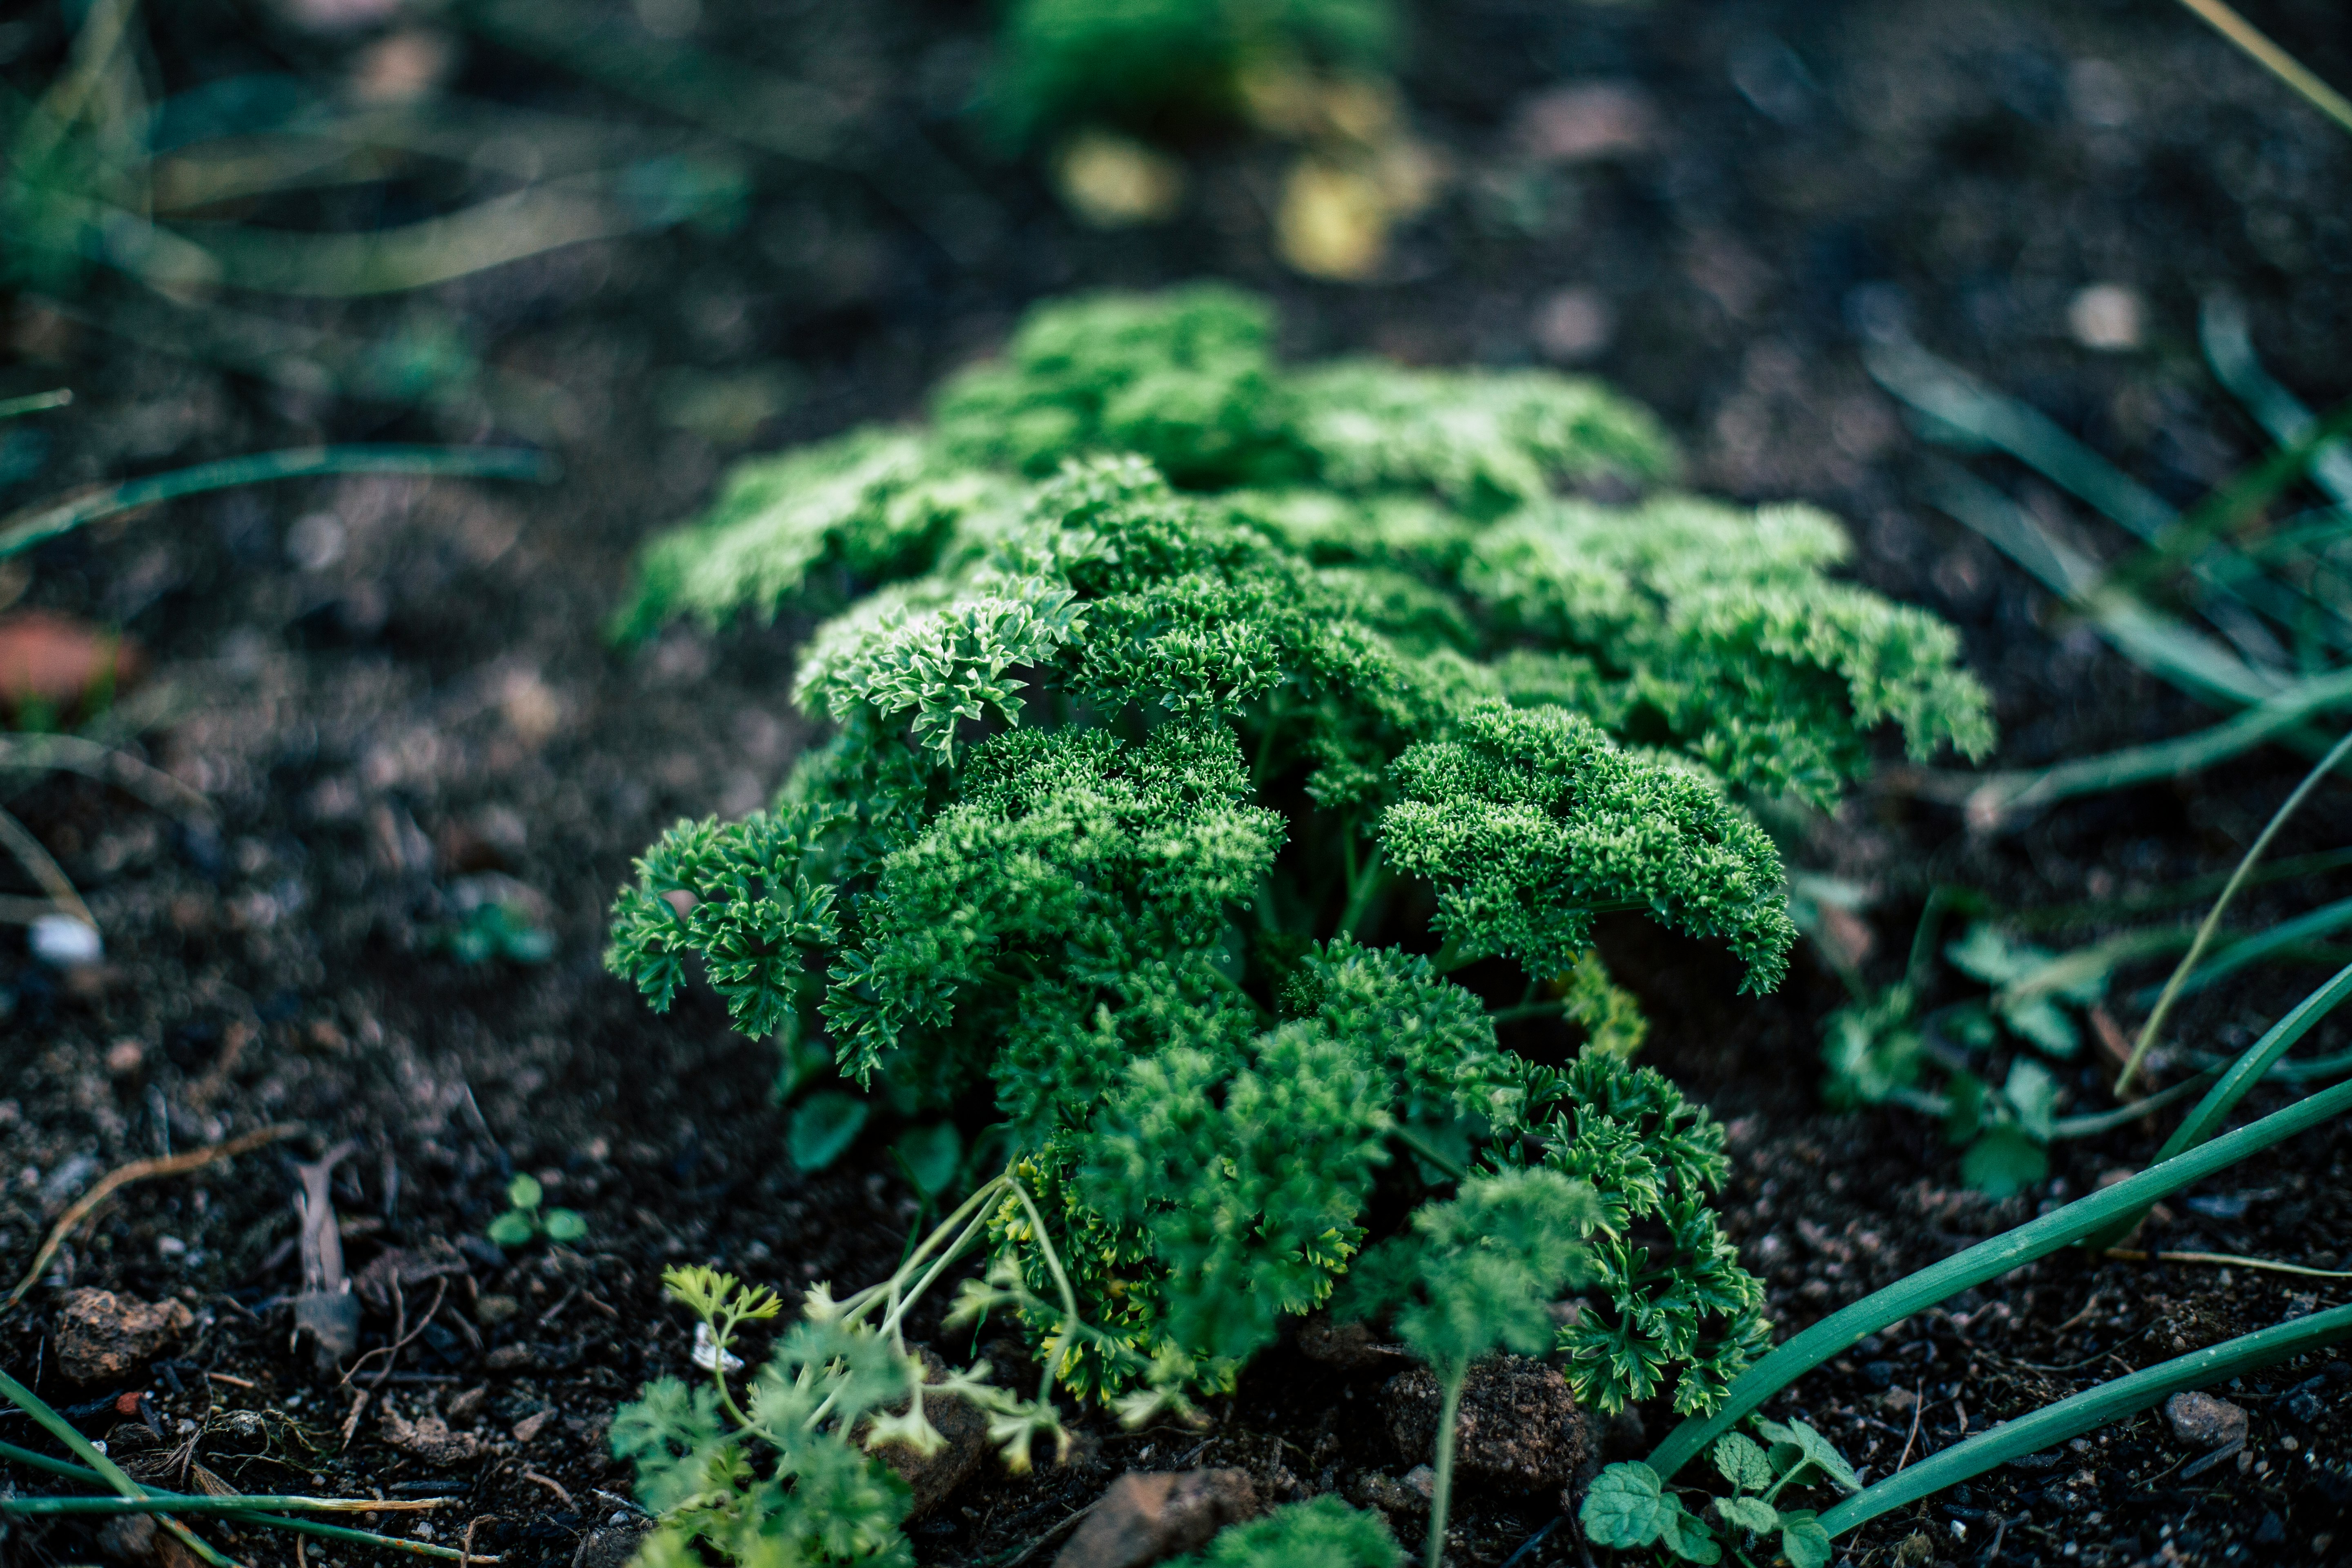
[{"x1": 606, "y1": 286, "x2": 1993, "y2": 1429}]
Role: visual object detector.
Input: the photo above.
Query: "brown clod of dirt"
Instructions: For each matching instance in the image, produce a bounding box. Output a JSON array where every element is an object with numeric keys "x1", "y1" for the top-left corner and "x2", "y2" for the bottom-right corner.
[
  {"x1": 52, "y1": 1288, "x2": 193, "y2": 1382},
  {"x1": 1052, "y1": 1469, "x2": 1260, "y2": 1568},
  {"x1": 864, "y1": 1348, "x2": 991, "y2": 1519},
  {"x1": 380, "y1": 1405, "x2": 491, "y2": 1465},
  {"x1": 1294, "y1": 1312, "x2": 1405, "y2": 1369},
  {"x1": 2165, "y1": 1391, "x2": 2249, "y2": 1450},
  {"x1": 0, "y1": 610, "x2": 143, "y2": 715},
  {"x1": 573, "y1": 1521, "x2": 654, "y2": 1568},
  {"x1": 1383, "y1": 1354, "x2": 1588, "y2": 1490},
  {"x1": 95, "y1": 1513, "x2": 200, "y2": 1568}
]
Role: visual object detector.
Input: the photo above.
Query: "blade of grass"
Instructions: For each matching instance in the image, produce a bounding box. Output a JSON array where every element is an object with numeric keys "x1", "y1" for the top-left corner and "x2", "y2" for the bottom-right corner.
[
  {"x1": 2116, "y1": 725, "x2": 2352, "y2": 1094},
  {"x1": 1949, "y1": 663, "x2": 2352, "y2": 820},
  {"x1": 2, "y1": 1495, "x2": 448, "y2": 1515},
  {"x1": 0, "y1": 1440, "x2": 499, "y2": 1563},
  {"x1": 2106, "y1": 396, "x2": 2352, "y2": 597},
  {"x1": 1919, "y1": 461, "x2": 2291, "y2": 712},
  {"x1": 0, "y1": 443, "x2": 557, "y2": 561},
  {"x1": 2202, "y1": 296, "x2": 2352, "y2": 510},
  {"x1": 2172, "y1": 0, "x2": 2352, "y2": 136},
  {"x1": 1647, "y1": 1068, "x2": 2352, "y2": 1479},
  {"x1": 1819, "y1": 1299, "x2": 2352, "y2": 1537},
  {"x1": 0, "y1": 390, "x2": 71, "y2": 420},
  {"x1": 2132, "y1": 893, "x2": 2352, "y2": 1002},
  {"x1": 0, "y1": 1368, "x2": 239, "y2": 1568}
]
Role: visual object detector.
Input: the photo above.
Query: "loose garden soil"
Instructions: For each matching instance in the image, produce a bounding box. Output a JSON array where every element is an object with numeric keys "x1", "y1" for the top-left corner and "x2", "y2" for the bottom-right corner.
[{"x1": 4, "y1": 2, "x2": 2352, "y2": 1565}]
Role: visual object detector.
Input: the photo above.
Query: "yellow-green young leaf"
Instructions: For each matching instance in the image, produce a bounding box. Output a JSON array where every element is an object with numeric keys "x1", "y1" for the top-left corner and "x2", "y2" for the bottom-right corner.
[
  {"x1": 543, "y1": 1207, "x2": 589, "y2": 1244},
  {"x1": 507, "y1": 1173, "x2": 543, "y2": 1210},
  {"x1": 1752, "y1": 1417, "x2": 1862, "y2": 1495},
  {"x1": 1658, "y1": 1499, "x2": 1722, "y2": 1565},
  {"x1": 1716, "y1": 1494, "x2": 1777, "y2": 1534},
  {"x1": 486, "y1": 1210, "x2": 535, "y2": 1247}
]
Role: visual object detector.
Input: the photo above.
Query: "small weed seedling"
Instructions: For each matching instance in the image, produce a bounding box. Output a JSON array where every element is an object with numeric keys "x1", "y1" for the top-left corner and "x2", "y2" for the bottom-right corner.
[
  {"x1": 1584, "y1": 1419, "x2": 1855, "y2": 1567},
  {"x1": 486, "y1": 1174, "x2": 586, "y2": 1249}
]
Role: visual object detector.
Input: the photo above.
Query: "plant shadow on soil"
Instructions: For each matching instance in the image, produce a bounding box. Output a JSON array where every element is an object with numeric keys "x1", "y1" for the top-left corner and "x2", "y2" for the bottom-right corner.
[{"x1": 4, "y1": 1, "x2": 2352, "y2": 1564}]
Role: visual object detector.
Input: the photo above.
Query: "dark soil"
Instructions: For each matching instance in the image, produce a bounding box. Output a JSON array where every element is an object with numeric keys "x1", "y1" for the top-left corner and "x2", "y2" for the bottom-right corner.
[{"x1": 4, "y1": 2, "x2": 2352, "y2": 1566}]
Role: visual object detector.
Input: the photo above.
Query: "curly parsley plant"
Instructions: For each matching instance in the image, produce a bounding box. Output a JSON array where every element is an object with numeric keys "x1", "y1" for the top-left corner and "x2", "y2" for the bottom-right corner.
[{"x1": 607, "y1": 285, "x2": 1993, "y2": 1425}]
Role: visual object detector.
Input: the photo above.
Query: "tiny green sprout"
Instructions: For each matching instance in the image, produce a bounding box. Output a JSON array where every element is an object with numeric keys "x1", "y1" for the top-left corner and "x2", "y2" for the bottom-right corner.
[
  {"x1": 487, "y1": 1174, "x2": 588, "y2": 1249},
  {"x1": 435, "y1": 900, "x2": 556, "y2": 967}
]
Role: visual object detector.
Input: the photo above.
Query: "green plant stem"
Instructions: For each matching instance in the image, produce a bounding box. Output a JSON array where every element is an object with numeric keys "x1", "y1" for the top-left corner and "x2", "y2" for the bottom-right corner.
[
  {"x1": 0, "y1": 1368, "x2": 238, "y2": 1568},
  {"x1": 1959, "y1": 664, "x2": 2352, "y2": 817},
  {"x1": 1646, "y1": 1070, "x2": 2352, "y2": 1479},
  {"x1": 1425, "y1": 1367, "x2": 1465, "y2": 1568},
  {"x1": 2048, "y1": 1071, "x2": 2218, "y2": 1139},
  {"x1": 2172, "y1": 0, "x2": 2352, "y2": 136},
  {"x1": 0, "y1": 390, "x2": 71, "y2": 420},
  {"x1": 1820, "y1": 1299, "x2": 2352, "y2": 1537},
  {"x1": 2086, "y1": 961, "x2": 2352, "y2": 1250},
  {"x1": 0, "y1": 444, "x2": 559, "y2": 560},
  {"x1": 0, "y1": 1495, "x2": 448, "y2": 1516},
  {"x1": 2117, "y1": 724, "x2": 2352, "y2": 1094},
  {"x1": 2110, "y1": 396, "x2": 2352, "y2": 594}
]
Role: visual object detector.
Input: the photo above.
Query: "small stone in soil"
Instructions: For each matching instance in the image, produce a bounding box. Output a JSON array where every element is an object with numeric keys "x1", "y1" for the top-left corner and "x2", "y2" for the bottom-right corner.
[
  {"x1": 52, "y1": 1288, "x2": 194, "y2": 1382},
  {"x1": 2163, "y1": 1390, "x2": 2248, "y2": 1450}
]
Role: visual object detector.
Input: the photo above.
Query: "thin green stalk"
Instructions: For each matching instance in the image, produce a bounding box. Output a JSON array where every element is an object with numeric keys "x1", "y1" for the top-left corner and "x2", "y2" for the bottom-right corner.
[
  {"x1": 0, "y1": 1368, "x2": 239, "y2": 1568},
  {"x1": 1647, "y1": 1070, "x2": 2352, "y2": 1479},
  {"x1": 2129, "y1": 893, "x2": 2352, "y2": 1003},
  {"x1": 2086, "y1": 961, "x2": 2352, "y2": 1251},
  {"x1": 1425, "y1": 1369, "x2": 1465, "y2": 1568},
  {"x1": 0, "y1": 390, "x2": 70, "y2": 421},
  {"x1": 2117, "y1": 724, "x2": 2352, "y2": 1093},
  {"x1": 2173, "y1": 0, "x2": 2352, "y2": 136},
  {"x1": 2110, "y1": 396, "x2": 2352, "y2": 594},
  {"x1": 0, "y1": 443, "x2": 559, "y2": 560},
  {"x1": 1820, "y1": 1299, "x2": 2352, "y2": 1537},
  {"x1": 2048, "y1": 1071, "x2": 2217, "y2": 1139},
  {"x1": 1961, "y1": 664, "x2": 2352, "y2": 817},
  {"x1": 1, "y1": 1495, "x2": 448, "y2": 1516}
]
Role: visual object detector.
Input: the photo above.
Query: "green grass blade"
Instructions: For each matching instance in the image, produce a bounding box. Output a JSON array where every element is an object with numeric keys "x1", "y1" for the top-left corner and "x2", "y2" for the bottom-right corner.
[
  {"x1": 0, "y1": 1495, "x2": 443, "y2": 1515},
  {"x1": 1646, "y1": 1071, "x2": 2352, "y2": 1479},
  {"x1": 2116, "y1": 725, "x2": 2352, "y2": 1093},
  {"x1": 1819, "y1": 1299, "x2": 2352, "y2": 1537},
  {"x1": 0, "y1": 1434, "x2": 494, "y2": 1562},
  {"x1": 2138, "y1": 897, "x2": 2352, "y2": 1002},
  {"x1": 1961, "y1": 664, "x2": 2352, "y2": 816},
  {"x1": 0, "y1": 1368, "x2": 240, "y2": 1568},
  {"x1": 2202, "y1": 296, "x2": 2352, "y2": 510},
  {"x1": 2109, "y1": 396, "x2": 2352, "y2": 597},
  {"x1": 0, "y1": 390, "x2": 71, "y2": 421},
  {"x1": 0, "y1": 443, "x2": 558, "y2": 560},
  {"x1": 2080, "y1": 962, "x2": 2352, "y2": 1254}
]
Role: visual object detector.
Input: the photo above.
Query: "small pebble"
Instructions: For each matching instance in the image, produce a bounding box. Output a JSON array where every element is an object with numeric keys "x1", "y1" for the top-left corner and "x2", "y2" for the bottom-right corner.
[
  {"x1": 30, "y1": 915, "x2": 102, "y2": 967},
  {"x1": 2164, "y1": 1390, "x2": 2248, "y2": 1450}
]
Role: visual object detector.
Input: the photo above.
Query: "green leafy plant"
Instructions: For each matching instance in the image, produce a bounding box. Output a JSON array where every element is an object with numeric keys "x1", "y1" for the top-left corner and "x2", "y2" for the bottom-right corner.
[
  {"x1": 985, "y1": 0, "x2": 1396, "y2": 151},
  {"x1": 432, "y1": 899, "x2": 558, "y2": 967},
  {"x1": 1170, "y1": 1495, "x2": 1403, "y2": 1568},
  {"x1": 611, "y1": 1174, "x2": 1112, "y2": 1567},
  {"x1": 1583, "y1": 1417, "x2": 1853, "y2": 1567},
  {"x1": 486, "y1": 1173, "x2": 587, "y2": 1248},
  {"x1": 1339, "y1": 1167, "x2": 1595, "y2": 1568},
  {"x1": 605, "y1": 285, "x2": 1990, "y2": 1419}
]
